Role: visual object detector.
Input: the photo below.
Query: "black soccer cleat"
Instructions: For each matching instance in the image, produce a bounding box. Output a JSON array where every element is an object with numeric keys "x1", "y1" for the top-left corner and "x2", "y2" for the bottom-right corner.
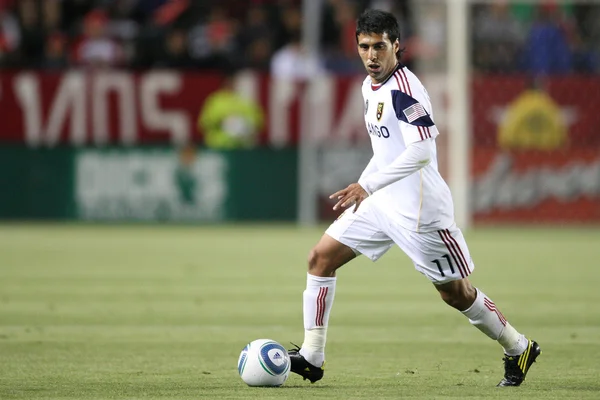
[
  {"x1": 287, "y1": 344, "x2": 324, "y2": 383},
  {"x1": 497, "y1": 340, "x2": 541, "y2": 387}
]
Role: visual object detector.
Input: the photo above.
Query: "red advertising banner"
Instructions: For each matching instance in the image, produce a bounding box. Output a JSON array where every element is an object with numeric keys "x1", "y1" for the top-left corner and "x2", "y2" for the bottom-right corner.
[
  {"x1": 471, "y1": 75, "x2": 600, "y2": 148},
  {"x1": 0, "y1": 71, "x2": 222, "y2": 146},
  {"x1": 0, "y1": 71, "x2": 365, "y2": 147},
  {"x1": 471, "y1": 75, "x2": 600, "y2": 223},
  {"x1": 472, "y1": 149, "x2": 600, "y2": 223}
]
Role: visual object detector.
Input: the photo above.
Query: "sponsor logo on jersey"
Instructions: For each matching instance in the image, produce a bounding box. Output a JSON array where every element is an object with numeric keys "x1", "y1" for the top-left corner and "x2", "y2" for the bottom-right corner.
[{"x1": 376, "y1": 102, "x2": 384, "y2": 121}]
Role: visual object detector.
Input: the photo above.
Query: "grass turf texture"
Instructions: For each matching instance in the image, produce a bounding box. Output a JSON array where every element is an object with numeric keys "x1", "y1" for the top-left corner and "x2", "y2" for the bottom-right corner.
[{"x1": 0, "y1": 224, "x2": 599, "y2": 399}]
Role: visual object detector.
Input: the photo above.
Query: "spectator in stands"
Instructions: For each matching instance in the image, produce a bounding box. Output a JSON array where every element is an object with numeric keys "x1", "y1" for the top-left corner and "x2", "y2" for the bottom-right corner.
[
  {"x1": 187, "y1": 5, "x2": 236, "y2": 71},
  {"x1": 521, "y1": 2, "x2": 572, "y2": 75},
  {"x1": 41, "y1": 0, "x2": 60, "y2": 32},
  {"x1": 0, "y1": 0, "x2": 19, "y2": 67},
  {"x1": 236, "y1": 5, "x2": 273, "y2": 71},
  {"x1": 17, "y1": 0, "x2": 44, "y2": 67},
  {"x1": 321, "y1": 0, "x2": 363, "y2": 73},
  {"x1": 154, "y1": 28, "x2": 195, "y2": 69},
  {"x1": 198, "y1": 71, "x2": 264, "y2": 150},
  {"x1": 243, "y1": 37, "x2": 272, "y2": 72},
  {"x1": 73, "y1": 9, "x2": 124, "y2": 68},
  {"x1": 42, "y1": 32, "x2": 68, "y2": 69},
  {"x1": 60, "y1": 0, "x2": 95, "y2": 35},
  {"x1": 237, "y1": 5, "x2": 271, "y2": 53},
  {"x1": 273, "y1": 4, "x2": 302, "y2": 51},
  {"x1": 270, "y1": 30, "x2": 325, "y2": 80},
  {"x1": 578, "y1": 5, "x2": 600, "y2": 69},
  {"x1": 105, "y1": 0, "x2": 141, "y2": 65},
  {"x1": 473, "y1": 0, "x2": 525, "y2": 73}
]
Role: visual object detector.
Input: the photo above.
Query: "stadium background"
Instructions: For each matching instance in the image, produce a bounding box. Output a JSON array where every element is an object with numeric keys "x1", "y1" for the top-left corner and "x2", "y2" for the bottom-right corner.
[{"x1": 1, "y1": 0, "x2": 599, "y2": 399}]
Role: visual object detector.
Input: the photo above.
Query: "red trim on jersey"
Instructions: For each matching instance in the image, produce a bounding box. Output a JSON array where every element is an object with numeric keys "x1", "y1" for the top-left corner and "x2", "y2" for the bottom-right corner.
[
  {"x1": 393, "y1": 70, "x2": 406, "y2": 94},
  {"x1": 396, "y1": 67, "x2": 430, "y2": 141},
  {"x1": 421, "y1": 127, "x2": 430, "y2": 138},
  {"x1": 393, "y1": 73, "x2": 402, "y2": 91},
  {"x1": 370, "y1": 64, "x2": 402, "y2": 91},
  {"x1": 398, "y1": 68, "x2": 412, "y2": 96}
]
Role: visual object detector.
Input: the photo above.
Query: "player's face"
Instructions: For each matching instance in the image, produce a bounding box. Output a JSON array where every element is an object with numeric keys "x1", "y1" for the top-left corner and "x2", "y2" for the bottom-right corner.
[{"x1": 357, "y1": 32, "x2": 399, "y2": 83}]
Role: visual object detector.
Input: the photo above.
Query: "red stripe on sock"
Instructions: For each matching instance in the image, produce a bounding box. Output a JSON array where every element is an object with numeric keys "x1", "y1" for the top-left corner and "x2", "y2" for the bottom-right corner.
[
  {"x1": 484, "y1": 297, "x2": 507, "y2": 326},
  {"x1": 319, "y1": 287, "x2": 328, "y2": 326},
  {"x1": 315, "y1": 287, "x2": 328, "y2": 326},
  {"x1": 315, "y1": 288, "x2": 324, "y2": 326}
]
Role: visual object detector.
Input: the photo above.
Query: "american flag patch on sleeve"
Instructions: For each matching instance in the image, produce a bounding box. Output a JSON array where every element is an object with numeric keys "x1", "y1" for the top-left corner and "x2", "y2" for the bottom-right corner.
[{"x1": 403, "y1": 103, "x2": 428, "y2": 123}]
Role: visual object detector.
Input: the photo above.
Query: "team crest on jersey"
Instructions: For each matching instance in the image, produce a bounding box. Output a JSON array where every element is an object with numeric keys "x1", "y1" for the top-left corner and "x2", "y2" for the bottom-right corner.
[
  {"x1": 365, "y1": 100, "x2": 369, "y2": 115},
  {"x1": 376, "y1": 102, "x2": 384, "y2": 121}
]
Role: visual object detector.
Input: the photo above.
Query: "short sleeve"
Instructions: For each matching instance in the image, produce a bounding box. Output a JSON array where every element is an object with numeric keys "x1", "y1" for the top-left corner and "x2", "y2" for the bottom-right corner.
[{"x1": 392, "y1": 89, "x2": 439, "y2": 145}]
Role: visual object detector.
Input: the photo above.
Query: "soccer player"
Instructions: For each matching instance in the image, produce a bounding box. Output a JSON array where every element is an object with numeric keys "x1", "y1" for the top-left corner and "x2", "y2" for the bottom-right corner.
[{"x1": 288, "y1": 9, "x2": 541, "y2": 387}]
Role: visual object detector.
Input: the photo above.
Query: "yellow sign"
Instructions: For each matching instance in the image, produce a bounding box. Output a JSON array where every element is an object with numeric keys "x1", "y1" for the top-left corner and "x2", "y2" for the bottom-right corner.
[{"x1": 498, "y1": 89, "x2": 567, "y2": 151}]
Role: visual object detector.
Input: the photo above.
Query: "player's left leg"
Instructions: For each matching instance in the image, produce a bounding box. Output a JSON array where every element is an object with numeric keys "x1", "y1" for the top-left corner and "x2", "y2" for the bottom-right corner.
[
  {"x1": 434, "y1": 278, "x2": 541, "y2": 386},
  {"x1": 389, "y1": 223, "x2": 541, "y2": 386}
]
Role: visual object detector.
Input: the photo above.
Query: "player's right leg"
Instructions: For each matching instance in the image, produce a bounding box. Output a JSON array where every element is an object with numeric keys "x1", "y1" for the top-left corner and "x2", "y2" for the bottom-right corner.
[{"x1": 289, "y1": 202, "x2": 393, "y2": 383}]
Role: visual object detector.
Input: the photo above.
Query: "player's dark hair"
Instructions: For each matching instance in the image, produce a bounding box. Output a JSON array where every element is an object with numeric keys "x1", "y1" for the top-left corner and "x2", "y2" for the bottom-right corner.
[{"x1": 356, "y1": 9, "x2": 404, "y2": 60}]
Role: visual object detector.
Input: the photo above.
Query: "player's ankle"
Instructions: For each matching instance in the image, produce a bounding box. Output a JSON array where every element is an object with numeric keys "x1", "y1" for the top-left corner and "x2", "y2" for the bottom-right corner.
[{"x1": 299, "y1": 347, "x2": 325, "y2": 367}]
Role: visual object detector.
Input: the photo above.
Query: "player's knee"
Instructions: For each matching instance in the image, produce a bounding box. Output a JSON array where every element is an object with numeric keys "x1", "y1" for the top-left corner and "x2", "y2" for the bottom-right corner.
[
  {"x1": 437, "y1": 280, "x2": 476, "y2": 310},
  {"x1": 307, "y1": 248, "x2": 336, "y2": 277}
]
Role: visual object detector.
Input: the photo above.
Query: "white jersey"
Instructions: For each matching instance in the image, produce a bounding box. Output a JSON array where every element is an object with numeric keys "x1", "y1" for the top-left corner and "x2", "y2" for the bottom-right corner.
[{"x1": 360, "y1": 64, "x2": 454, "y2": 232}]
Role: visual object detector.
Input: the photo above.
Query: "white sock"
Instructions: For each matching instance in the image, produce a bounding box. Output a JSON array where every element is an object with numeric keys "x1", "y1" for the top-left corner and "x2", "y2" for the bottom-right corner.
[
  {"x1": 498, "y1": 323, "x2": 529, "y2": 356},
  {"x1": 461, "y1": 288, "x2": 528, "y2": 356},
  {"x1": 299, "y1": 273, "x2": 336, "y2": 367}
]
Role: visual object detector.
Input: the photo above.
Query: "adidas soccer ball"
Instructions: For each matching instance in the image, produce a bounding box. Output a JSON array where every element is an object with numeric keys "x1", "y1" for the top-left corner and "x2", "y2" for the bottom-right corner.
[{"x1": 237, "y1": 339, "x2": 290, "y2": 387}]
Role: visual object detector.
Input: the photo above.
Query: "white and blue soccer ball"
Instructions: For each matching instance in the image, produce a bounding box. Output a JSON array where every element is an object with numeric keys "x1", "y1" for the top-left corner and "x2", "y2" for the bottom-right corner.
[{"x1": 238, "y1": 338, "x2": 290, "y2": 387}]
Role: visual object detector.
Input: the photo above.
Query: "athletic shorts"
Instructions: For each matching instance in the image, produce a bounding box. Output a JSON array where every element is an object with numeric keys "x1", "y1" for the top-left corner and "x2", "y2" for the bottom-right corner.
[{"x1": 325, "y1": 199, "x2": 474, "y2": 284}]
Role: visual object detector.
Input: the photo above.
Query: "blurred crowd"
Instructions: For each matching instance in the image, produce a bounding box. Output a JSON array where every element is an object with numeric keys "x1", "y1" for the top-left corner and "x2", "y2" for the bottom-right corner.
[
  {"x1": 0, "y1": 0, "x2": 382, "y2": 73},
  {"x1": 0, "y1": 0, "x2": 598, "y2": 74},
  {"x1": 472, "y1": 1, "x2": 600, "y2": 74}
]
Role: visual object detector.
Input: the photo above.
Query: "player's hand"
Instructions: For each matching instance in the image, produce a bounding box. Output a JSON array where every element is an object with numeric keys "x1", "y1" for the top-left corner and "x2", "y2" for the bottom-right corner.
[{"x1": 330, "y1": 183, "x2": 369, "y2": 213}]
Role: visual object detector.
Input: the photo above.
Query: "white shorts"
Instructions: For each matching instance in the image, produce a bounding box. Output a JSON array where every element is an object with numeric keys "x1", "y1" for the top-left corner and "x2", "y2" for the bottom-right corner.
[{"x1": 325, "y1": 200, "x2": 474, "y2": 284}]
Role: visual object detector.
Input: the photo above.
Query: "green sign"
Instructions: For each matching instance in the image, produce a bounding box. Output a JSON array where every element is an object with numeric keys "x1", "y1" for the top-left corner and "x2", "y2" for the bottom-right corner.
[
  {"x1": 75, "y1": 148, "x2": 228, "y2": 221},
  {"x1": 0, "y1": 146, "x2": 297, "y2": 222}
]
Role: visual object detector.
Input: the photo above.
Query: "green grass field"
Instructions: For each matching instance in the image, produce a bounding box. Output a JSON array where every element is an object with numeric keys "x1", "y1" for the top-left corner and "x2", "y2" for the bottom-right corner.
[{"x1": 1, "y1": 224, "x2": 599, "y2": 399}]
